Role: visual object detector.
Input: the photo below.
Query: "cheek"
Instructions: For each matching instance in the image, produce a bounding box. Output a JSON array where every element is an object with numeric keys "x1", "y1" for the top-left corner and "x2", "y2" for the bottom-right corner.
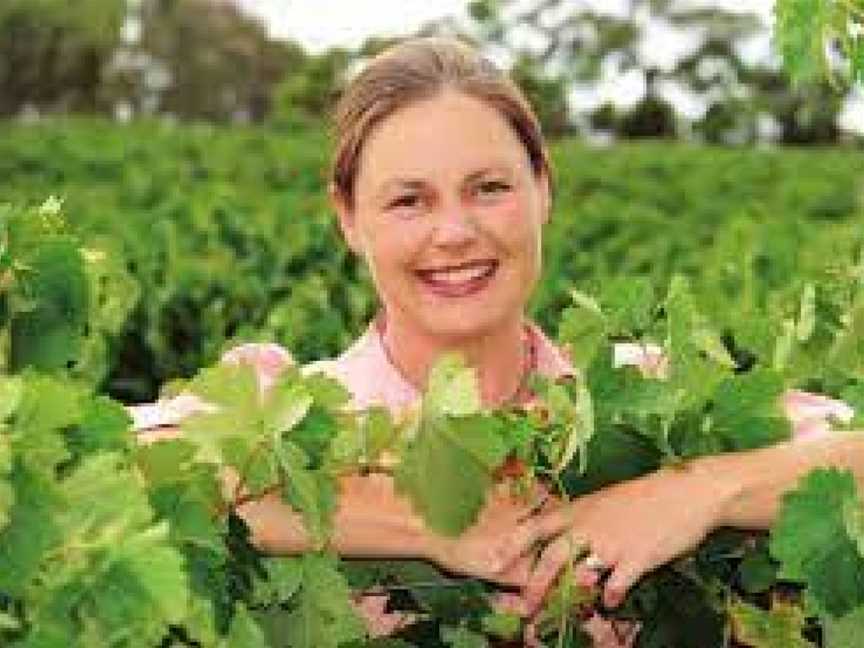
[
  {"x1": 483, "y1": 195, "x2": 542, "y2": 257},
  {"x1": 360, "y1": 224, "x2": 420, "y2": 285}
]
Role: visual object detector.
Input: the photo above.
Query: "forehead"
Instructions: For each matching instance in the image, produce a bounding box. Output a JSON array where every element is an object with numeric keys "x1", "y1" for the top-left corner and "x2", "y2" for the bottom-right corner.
[{"x1": 356, "y1": 92, "x2": 530, "y2": 197}]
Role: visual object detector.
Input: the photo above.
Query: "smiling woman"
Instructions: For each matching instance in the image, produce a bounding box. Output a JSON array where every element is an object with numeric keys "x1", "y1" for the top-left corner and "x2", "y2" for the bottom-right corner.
[{"x1": 326, "y1": 37, "x2": 554, "y2": 408}]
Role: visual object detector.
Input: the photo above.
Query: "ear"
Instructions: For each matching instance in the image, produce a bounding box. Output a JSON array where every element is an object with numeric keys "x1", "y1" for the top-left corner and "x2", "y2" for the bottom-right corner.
[{"x1": 329, "y1": 182, "x2": 362, "y2": 255}]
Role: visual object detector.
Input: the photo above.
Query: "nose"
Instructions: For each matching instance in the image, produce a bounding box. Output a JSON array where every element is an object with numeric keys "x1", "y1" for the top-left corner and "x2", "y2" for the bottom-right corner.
[{"x1": 430, "y1": 201, "x2": 479, "y2": 249}]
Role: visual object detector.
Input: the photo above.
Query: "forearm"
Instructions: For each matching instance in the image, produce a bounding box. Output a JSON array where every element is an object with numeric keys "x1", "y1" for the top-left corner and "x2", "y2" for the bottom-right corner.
[
  {"x1": 136, "y1": 425, "x2": 434, "y2": 559},
  {"x1": 239, "y1": 473, "x2": 432, "y2": 559},
  {"x1": 700, "y1": 432, "x2": 864, "y2": 529}
]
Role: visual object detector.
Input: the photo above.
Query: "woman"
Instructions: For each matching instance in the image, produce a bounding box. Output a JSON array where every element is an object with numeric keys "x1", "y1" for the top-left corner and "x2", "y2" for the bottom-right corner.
[{"x1": 132, "y1": 36, "x2": 864, "y2": 643}]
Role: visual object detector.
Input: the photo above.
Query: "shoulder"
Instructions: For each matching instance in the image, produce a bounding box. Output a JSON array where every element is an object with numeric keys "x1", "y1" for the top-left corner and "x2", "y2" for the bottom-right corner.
[
  {"x1": 128, "y1": 342, "x2": 294, "y2": 432},
  {"x1": 301, "y1": 322, "x2": 420, "y2": 413}
]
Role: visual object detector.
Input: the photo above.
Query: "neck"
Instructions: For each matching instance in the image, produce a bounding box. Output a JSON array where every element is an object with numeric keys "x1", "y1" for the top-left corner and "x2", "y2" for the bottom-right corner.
[{"x1": 377, "y1": 309, "x2": 529, "y2": 407}]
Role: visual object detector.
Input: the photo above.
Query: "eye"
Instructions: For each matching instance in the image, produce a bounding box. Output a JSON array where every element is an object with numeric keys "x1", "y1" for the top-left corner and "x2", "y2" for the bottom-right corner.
[
  {"x1": 476, "y1": 180, "x2": 511, "y2": 197},
  {"x1": 389, "y1": 194, "x2": 421, "y2": 209}
]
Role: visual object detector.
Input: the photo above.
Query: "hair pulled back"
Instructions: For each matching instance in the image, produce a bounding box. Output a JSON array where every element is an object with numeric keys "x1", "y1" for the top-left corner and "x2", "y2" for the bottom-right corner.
[{"x1": 329, "y1": 36, "x2": 553, "y2": 210}]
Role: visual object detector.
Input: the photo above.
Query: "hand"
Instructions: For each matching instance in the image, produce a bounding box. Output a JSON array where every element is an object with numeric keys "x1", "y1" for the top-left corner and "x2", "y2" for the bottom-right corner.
[
  {"x1": 517, "y1": 462, "x2": 731, "y2": 612},
  {"x1": 425, "y1": 480, "x2": 557, "y2": 587}
]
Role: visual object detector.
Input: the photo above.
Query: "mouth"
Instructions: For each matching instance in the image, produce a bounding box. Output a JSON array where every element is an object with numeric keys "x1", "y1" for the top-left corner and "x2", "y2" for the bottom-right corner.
[{"x1": 415, "y1": 259, "x2": 499, "y2": 298}]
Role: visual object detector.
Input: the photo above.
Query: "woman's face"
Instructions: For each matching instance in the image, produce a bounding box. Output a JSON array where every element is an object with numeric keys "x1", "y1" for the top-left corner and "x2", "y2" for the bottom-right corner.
[{"x1": 333, "y1": 90, "x2": 550, "y2": 341}]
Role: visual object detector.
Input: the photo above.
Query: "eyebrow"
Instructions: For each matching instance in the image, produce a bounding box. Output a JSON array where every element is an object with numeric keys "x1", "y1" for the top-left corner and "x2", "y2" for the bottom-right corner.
[{"x1": 376, "y1": 165, "x2": 513, "y2": 200}]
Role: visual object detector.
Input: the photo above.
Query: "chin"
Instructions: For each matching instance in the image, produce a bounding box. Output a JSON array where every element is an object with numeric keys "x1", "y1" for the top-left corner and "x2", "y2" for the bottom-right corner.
[{"x1": 418, "y1": 305, "x2": 519, "y2": 343}]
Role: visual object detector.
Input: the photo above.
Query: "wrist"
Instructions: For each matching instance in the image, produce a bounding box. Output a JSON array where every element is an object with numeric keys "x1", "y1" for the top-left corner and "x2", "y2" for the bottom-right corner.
[
  {"x1": 332, "y1": 473, "x2": 433, "y2": 560},
  {"x1": 685, "y1": 453, "x2": 751, "y2": 530}
]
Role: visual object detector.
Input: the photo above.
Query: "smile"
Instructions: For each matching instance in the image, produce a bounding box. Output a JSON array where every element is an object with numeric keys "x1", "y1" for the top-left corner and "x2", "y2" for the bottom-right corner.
[{"x1": 415, "y1": 260, "x2": 499, "y2": 298}]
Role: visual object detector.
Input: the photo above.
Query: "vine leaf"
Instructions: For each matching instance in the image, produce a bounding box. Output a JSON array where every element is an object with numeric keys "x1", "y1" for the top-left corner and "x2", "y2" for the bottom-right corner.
[
  {"x1": 770, "y1": 468, "x2": 864, "y2": 617},
  {"x1": 729, "y1": 599, "x2": 814, "y2": 648},
  {"x1": 396, "y1": 355, "x2": 509, "y2": 536}
]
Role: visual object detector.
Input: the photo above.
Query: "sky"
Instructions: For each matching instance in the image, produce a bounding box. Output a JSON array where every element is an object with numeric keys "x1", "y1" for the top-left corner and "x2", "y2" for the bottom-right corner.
[
  {"x1": 232, "y1": 0, "x2": 864, "y2": 134},
  {"x1": 234, "y1": 0, "x2": 774, "y2": 54}
]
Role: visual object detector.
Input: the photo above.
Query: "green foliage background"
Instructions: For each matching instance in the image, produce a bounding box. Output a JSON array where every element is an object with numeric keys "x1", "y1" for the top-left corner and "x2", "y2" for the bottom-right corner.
[{"x1": 1, "y1": 118, "x2": 862, "y2": 401}]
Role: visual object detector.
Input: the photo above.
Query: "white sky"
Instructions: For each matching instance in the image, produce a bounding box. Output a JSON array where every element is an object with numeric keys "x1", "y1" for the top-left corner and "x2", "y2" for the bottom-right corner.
[
  {"x1": 234, "y1": 0, "x2": 470, "y2": 52},
  {"x1": 232, "y1": 0, "x2": 864, "y2": 134},
  {"x1": 234, "y1": 0, "x2": 774, "y2": 53}
]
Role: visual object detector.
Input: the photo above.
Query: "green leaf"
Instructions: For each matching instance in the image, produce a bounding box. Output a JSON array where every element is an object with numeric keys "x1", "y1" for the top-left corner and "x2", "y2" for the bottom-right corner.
[
  {"x1": 67, "y1": 395, "x2": 132, "y2": 457},
  {"x1": 14, "y1": 373, "x2": 86, "y2": 473},
  {"x1": 253, "y1": 556, "x2": 303, "y2": 606},
  {"x1": 771, "y1": 468, "x2": 864, "y2": 617},
  {"x1": 600, "y1": 276, "x2": 656, "y2": 336},
  {"x1": 480, "y1": 611, "x2": 521, "y2": 640},
  {"x1": 359, "y1": 406, "x2": 398, "y2": 465},
  {"x1": 844, "y1": 495, "x2": 864, "y2": 557},
  {"x1": 395, "y1": 415, "x2": 507, "y2": 536},
  {"x1": 288, "y1": 406, "x2": 338, "y2": 469},
  {"x1": 0, "y1": 475, "x2": 12, "y2": 533},
  {"x1": 738, "y1": 548, "x2": 779, "y2": 595},
  {"x1": 221, "y1": 604, "x2": 271, "y2": 648},
  {"x1": 557, "y1": 292, "x2": 607, "y2": 371},
  {"x1": 188, "y1": 363, "x2": 260, "y2": 412},
  {"x1": 134, "y1": 438, "x2": 197, "y2": 485},
  {"x1": 85, "y1": 522, "x2": 190, "y2": 638},
  {"x1": 562, "y1": 423, "x2": 662, "y2": 497},
  {"x1": 423, "y1": 354, "x2": 482, "y2": 420},
  {"x1": 730, "y1": 599, "x2": 814, "y2": 648},
  {"x1": 711, "y1": 369, "x2": 791, "y2": 451},
  {"x1": 823, "y1": 605, "x2": 864, "y2": 648},
  {"x1": 0, "y1": 610, "x2": 19, "y2": 631},
  {"x1": 182, "y1": 408, "x2": 257, "y2": 466},
  {"x1": 440, "y1": 625, "x2": 489, "y2": 648},
  {"x1": 149, "y1": 470, "x2": 224, "y2": 553},
  {"x1": 0, "y1": 465, "x2": 62, "y2": 596},
  {"x1": 0, "y1": 375, "x2": 23, "y2": 422},
  {"x1": 830, "y1": 297, "x2": 864, "y2": 377},
  {"x1": 277, "y1": 441, "x2": 335, "y2": 546},
  {"x1": 797, "y1": 283, "x2": 817, "y2": 342},
  {"x1": 665, "y1": 275, "x2": 732, "y2": 407},
  {"x1": 302, "y1": 371, "x2": 352, "y2": 409},
  {"x1": 283, "y1": 554, "x2": 365, "y2": 648},
  {"x1": 58, "y1": 452, "x2": 153, "y2": 537},
  {"x1": 262, "y1": 381, "x2": 314, "y2": 434},
  {"x1": 774, "y1": 0, "x2": 830, "y2": 83},
  {"x1": 10, "y1": 240, "x2": 89, "y2": 372},
  {"x1": 545, "y1": 378, "x2": 594, "y2": 473}
]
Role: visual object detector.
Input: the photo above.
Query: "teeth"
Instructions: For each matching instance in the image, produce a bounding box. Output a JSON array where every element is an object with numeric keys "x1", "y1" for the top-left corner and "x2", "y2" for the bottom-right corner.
[{"x1": 423, "y1": 263, "x2": 494, "y2": 285}]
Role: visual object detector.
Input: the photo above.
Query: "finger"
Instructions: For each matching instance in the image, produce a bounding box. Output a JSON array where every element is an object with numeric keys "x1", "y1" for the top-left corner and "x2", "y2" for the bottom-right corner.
[
  {"x1": 515, "y1": 482, "x2": 553, "y2": 522},
  {"x1": 522, "y1": 536, "x2": 573, "y2": 615},
  {"x1": 573, "y1": 563, "x2": 600, "y2": 589},
  {"x1": 510, "y1": 505, "x2": 576, "y2": 557},
  {"x1": 505, "y1": 519, "x2": 552, "y2": 566},
  {"x1": 603, "y1": 560, "x2": 643, "y2": 609},
  {"x1": 494, "y1": 554, "x2": 532, "y2": 588}
]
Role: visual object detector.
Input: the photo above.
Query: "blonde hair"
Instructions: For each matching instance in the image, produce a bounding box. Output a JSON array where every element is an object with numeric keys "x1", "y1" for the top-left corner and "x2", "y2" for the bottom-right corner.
[{"x1": 329, "y1": 36, "x2": 553, "y2": 210}]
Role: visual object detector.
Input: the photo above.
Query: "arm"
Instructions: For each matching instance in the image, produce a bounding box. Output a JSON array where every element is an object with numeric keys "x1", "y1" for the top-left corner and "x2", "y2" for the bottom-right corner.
[
  {"x1": 239, "y1": 472, "x2": 545, "y2": 586},
  {"x1": 136, "y1": 425, "x2": 538, "y2": 586},
  {"x1": 704, "y1": 431, "x2": 864, "y2": 529},
  {"x1": 520, "y1": 429, "x2": 864, "y2": 612},
  {"x1": 236, "y1": 472, "x2": 432, "y2": 559}
]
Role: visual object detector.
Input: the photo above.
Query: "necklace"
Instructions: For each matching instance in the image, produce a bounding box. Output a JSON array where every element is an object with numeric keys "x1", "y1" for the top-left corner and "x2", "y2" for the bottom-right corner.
[{"x1": 375, "y1": 311, "x2": 538, "y2": 407}]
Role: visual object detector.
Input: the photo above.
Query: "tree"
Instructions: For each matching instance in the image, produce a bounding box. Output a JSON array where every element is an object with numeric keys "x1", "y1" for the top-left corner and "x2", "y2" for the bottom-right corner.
[
  {"x1": 0, "y1": 0, "x2": 124, "y2": 116},
  {"x1": 123, "y1": 0, "x2": 298, "y2": 122},
  {"x1": 459, "y1": 0, "x2": 851, "y2": 143},
  {"x1": 272, "y1": 48, "x2": 352, "y2": 128}
]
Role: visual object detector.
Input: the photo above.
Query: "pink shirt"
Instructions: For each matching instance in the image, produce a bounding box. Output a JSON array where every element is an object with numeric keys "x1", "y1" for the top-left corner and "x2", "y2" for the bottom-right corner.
[{"x1": 301, "y1": 315, "x2": 574, "y2": 413}]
